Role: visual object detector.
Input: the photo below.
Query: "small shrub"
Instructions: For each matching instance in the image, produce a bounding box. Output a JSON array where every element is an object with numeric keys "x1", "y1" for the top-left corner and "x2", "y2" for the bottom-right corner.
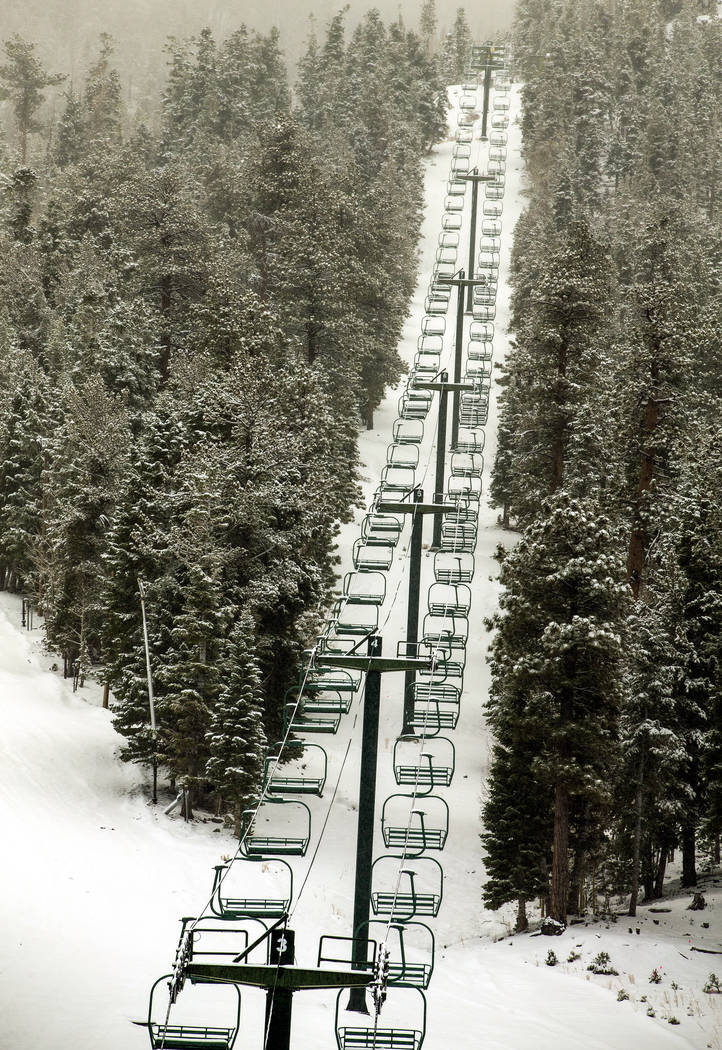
[
  {"x1": 617, "y1": 989, "x2": 630, "y2": 1001},
  {"x1": 703, "y1": 973, "x2": 722, "y2": 994},
  {"x1": 646, "y1": 1006, "x2": 655, "y2": 1017},
  {"x1": 588, "y1": 951, "x2": 619, "y2": 976},
  {"x1": 668, "y1": 1016, "x2": 680, "y2": 1025},
  {"x1": 649, "y1": 968, "x2": 662, "y2": 984},
  {"x1": 545, "y1": 950, "x2": 558, "y2": 967},
  {"x1": 640, "y1": 995, "x2": 647, "y2": 1003},
  {"x1": 567, "y1": 950, "x2": 581, "y2": 963}
]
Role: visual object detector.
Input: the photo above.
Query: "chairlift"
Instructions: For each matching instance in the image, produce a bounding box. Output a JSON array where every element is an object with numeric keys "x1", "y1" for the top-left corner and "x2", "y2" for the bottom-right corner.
[
  {"x1": 414, "y1": 351, "x2": 441, "y2": 379},
  {"x1": 334, "y1": 600, "x2": 379, "y2": 638},
  {"x1": 263, "y1": 741, "x2": 328, "y2": 796},
  {"x1": 352, "y1": 538, "x2": 393, "y2": 573},
  {"x1": 361, "y1": 511, "x2": 404, "y2": 546},
  {"x1": 454, "y1": 127, "x2": 473, "y2": 144},
  {"x1": 387, "y1": 442, "x2": 421, "y2": 470},
  {"x1": 435, "y1": 245, "x2": 458, "y2": 267},
  {"x1": 465, "y1": 360, "x2": 492, "y2": 385},
  {"x1": 485, "y1": 183, "x2": 504, "y2": 201},
  {"x1": 472, "y1": 289, "x2": 496, "y2": 309},
  {"x1": 491, "y1": 113, "x2": 508, "y2": 129},
  {"x1": 420, "y1": 315, "x2": 446, "y2": 337},
  {"x1": 424, "y1": 293, "x2": 449, "y2": 317},
  {"x1": 456, "y1": 111, "x2": 475, "y2": 127},
  {"x1": 472, "y1": 304, "x2": 496, "y2": 323},
  {"x1": 438, "y1": 230, "x2": 460, "y2": 249},
  {"x1": 443, "y1": 194, "x2": 464, "y2": 213},
  {"x1": 422, "y1": 612, "x2": 469, "y2": 652},
  {"x1": 408, "y1": 681, "x2": 461, "y2": 733},
  {"x1": 489, "y1": 146, "x2": 506, "y2": 163},
  {"x1": 448, "y1": 471, "x2": 482, "y2": 502},
  {"x1": 378, "y1": 464, "x2": 416, "y2": 500},
  {"x1": 381, "y1": 793, "x2": 450, "y2": 851},
  {"x1": 239, "y1": 797, "x2": 311, "y2": 858},
  {"x1": 335, "y1": 987, "x2": 427, "y2": 1050},
  {"x1": 342, "y1": 570, "x2": 386, "y2": 607},
  {"x1": 210, "y1": 858, "x2": 292, "y2": 921},
  {"x1": 145, "y1": 973, "x2": 241, "y2": 1050},
  {"x1": 493, "y1": 97, "x2": 510, "y2": 111},
  {"x1": 441, "y1": 212, "x2": 462, "y2": 231},
  {"x1": 454, "y1": 427, "x2": 485, "y2": 455},
  {"x1": 470, "y1": 320, "x2": 495, "y2": 342},
  {"x1": 398, "y1": 394, "x2": 430, "y2": 422},
  {"x1": 393, "y1": 418, "x2": 424, "y2": 445},
  {"x1": 489, "y1": 130, "x2": 508, "y2": 146},
  {"x1": 450, "y1": 451, "x2": 483, "y2": 478},
  {"x1": 479, "y1": 233, "x2": 501, "y2": 250},
  {"x1": 452, "y1": 143, "x2": 472, "y2": 161},
  {"x1": 477, "y1": 249, "x2": 500, "y2": 270},
  {"x1": 433, "y1": 551, "x2": 475, "y2": 584},
  {"x1": 458, "y1": 93, "x2": 477, "y2": 110},
  {"x1": 371, "y1": 856, "x2": 443, "y2": 919},
  {"x1": 440, "y1": 520, "x2": 477, "y2": 554},
  {"x1": 451, "y1": 157, "x2": 470, "y2": 177},
  {"x1": 393, "y1": 734, "x2": 456, "y2": 788},
  {"x1": 416, "y1": 332, "x2": 444, "y2": 355},
  {"x1": 483, "y1": 200, "x2": 503, "y2": 218}
]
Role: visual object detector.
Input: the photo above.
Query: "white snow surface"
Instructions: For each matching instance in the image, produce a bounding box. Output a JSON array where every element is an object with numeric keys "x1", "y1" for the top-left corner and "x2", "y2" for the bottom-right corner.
[{"x1": 2, "y1": 83, "x2": 721, "y2": 1050}]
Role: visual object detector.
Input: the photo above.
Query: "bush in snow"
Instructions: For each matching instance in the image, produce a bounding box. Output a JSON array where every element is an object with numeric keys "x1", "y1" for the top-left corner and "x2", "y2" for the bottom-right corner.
[
  {"x1": 545, "y1": 950, "x2": 558, "y2": 966},
  {"x1": 703, "y1": 973, "x2": 721, "y2": 994},
  {"x1": 587, "y1": 951, "x2": 618, "y2": 975},
  {"x1": 649, "y1": 968, "x2": 662, "y2": 984}
]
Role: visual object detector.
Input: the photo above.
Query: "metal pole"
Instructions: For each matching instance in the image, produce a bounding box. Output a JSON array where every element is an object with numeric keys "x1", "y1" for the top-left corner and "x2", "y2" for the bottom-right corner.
[
  {"x1": 451, "y1": 272, "x2": 466, "y2": 451},
  {"x1": 138, "y1": 577, "x2": 158, "y2": 804},
  {"x1": 466, "y1": 172, "x2": 480, "y2": 313},
  {"x1": 432, "y1": 373, "x2": 449, "y2": 549},
  {"x1": 348, "y1": 635, "x2": 383, "y2": 1013},
  {"x1": 265, "y1": 929, "x2": 295, "y2": 1049},
  {"x1": 480, "y1": 52, "x2": 493, "y2": 141},
  {"x1": 402, "y1": 490, "x2": 425, "y2": 735}
]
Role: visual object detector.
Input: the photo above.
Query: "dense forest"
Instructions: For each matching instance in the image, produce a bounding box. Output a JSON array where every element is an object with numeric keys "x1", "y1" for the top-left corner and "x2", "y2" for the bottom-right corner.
[
  {"x1": 484, "y1": 0, "x2": 722, "y2": 928},
  {"x1": 0, "y1": 4, "x2": 476, "y2": 824}
]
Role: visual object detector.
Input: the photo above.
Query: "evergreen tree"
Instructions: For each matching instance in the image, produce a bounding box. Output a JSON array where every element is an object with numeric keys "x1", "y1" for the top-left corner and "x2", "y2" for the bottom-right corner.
[
  {"x1": 0, "y1": 34, "x2": 65, "y2": 162},
  {"x1": 205, "y1": 614, "x2": 267, "y2": 833}
]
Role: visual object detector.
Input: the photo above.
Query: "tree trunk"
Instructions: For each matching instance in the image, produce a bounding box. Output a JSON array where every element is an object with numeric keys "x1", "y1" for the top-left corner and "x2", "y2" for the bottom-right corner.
[
  {"x1": 681, "y1": 822, "x2": 697, "y2": 887},
  {"x1": 653, "y1": 845, "x2": 668, "y2": 899},
  {"x1": 642, "y1": 842, "x2": 654, "y2": 902},
  {"x1": 714, "y1": 835, "x2": 720, "y2": 865},
  {"x1": 515, "y1": 897, "x2": 528, "y2": 933},
  {"x1": 550, "y1": 781, "x2": 569, "y2": 923},
  {"x1": 627, "y1": 361, "x2": 661, "y2": 598},
  {"x1": 102, "y1": 682, "x2": 110, "y2": 709},
  {"x1": 366, "y1": 398, "x2": 374, "y2": 431},
  {"x1": 629, "y1": 746, "x2": 645, "y2": 916}
]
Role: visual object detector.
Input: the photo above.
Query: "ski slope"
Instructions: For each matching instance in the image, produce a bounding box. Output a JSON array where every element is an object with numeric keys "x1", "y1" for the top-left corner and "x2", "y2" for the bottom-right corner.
[{"x1": 1, "y1": 80, "x2": 719, "y2": 1050}]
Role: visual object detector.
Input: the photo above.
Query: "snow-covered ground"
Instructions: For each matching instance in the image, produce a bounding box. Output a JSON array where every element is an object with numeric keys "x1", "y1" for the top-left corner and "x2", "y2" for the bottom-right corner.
[{"x1": 1, "y1": 81, "x2": 721, "y2": 1050}]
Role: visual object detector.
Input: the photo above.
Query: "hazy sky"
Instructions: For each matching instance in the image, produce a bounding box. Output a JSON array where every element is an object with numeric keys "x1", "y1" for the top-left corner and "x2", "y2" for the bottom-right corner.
[{"x1": 1, "y1": 0, "x2": 518, "y2": 82}]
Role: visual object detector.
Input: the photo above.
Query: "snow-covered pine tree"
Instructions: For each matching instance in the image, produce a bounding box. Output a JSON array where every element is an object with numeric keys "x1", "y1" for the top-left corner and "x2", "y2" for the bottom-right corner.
[
  {"x1": 486, "y1": 492, "x2": 629, "y2": 923},
  {"x1": 205, "y1": 613, "x2": 267, "y2": 834}
]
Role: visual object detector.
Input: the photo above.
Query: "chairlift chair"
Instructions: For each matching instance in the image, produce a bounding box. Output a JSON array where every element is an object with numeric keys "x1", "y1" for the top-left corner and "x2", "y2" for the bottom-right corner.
[
  {"x1": 334, "y1": 600, "x2": 379, "y2": 638},
  {"x1": 335, "y1": 987, "x2": 427, "y2": 1050},
  {"x1": 353, "y1": 535, "x2": 393, "y2": 572},
  {"x1": 392, "y1": 418, "x2": 424, "y2": 445},
  {"x1": 483, "y1": 200, "x2": 503, "y2": 218},
  {"x1": 466, "y1": 340, "x2": 492, "y2": 364},
  {"x1": 422, "y1": 612, "x2": 469, "y2": 652},
  {"x1": 408, "y1": 681, "x2": 461, "y2": 733},
  {"x1": 387, "y1": 441, "x2": 421, "y2": 469},
  {"x1": 423, "y1": 293, "x2": 448, "y2": 317},
  {"x1": 447, "y1": 471, "x2": 482, "y2": 503},
  {"x1": 465, "y1": 360, "x2": 492, "y2": 385},
  {"x1": 485, "y1": 183, "x2": 505, "y2": 200},
  {"x1": 454, "y1": 127, "x2": 473, "y2": 144},
  {"x1": 239, "y1": 797, "x2": 311, "y2": 858},
  {"x1": 452, "y1": 143, "x2": 472, "y2": 161},
  {"x1": 443, "y1": 194, "x2": 464, "y2": 212},
  {"x1": 433, "y1": 550, "x2": 475, "y2": 584},
  {"x1": 393, "y1": 734, "x2": 456, "y2": 788},
  {"x1": 420, "y1": 315, "x2": 446, "y2": 337},
  {"x1": 342, "y1": 570, "x2": 386, "y2": 607},
  {"x1": 371, "y1": 856, "x2": 444, "y2": 919},
  {"x1": 481, "y1": 216, "x2": 502, "y2": 236},
  {"x1": 469, "y1": 320, "x2": 495, "y2": 342},
  {"x1": 416, "y1": 333, "x2": 443, "y2": 354},
  {"x1": 450, "y1": 451, "x2": 483, "y2": 478},
  {"x1": 438, "y1": 230, "x2": 460, "y2": 249},
  {"x1": 453, "y1": 427, "x2": 485, "y2": 454},
  {"x1": 489, "y1": 130, "x2": 508, "y2": 146},
  {"x1": 456, "y1": 111, "x2": 475, "y2": 127},
  {"x1": 491, "y1": 113, "x2": 508, "y2": 129},
  {"x1": 426, "y1": 582, "x2": 471, "y2": 618},
  {"x1": 472, "y1": 304, "x2": 496, "y2": 323},
  {"x1": 441, "y1": 212, "x2": 462, "y2": 231},
  {"x1": 440, "y1": 520, "x2": 477, "y2": 554},
  {"x1": 435, "y1": 245, "x2": 458, "y2": 266},
  {"x1": 489, "y1": 146, "x2": 506, "y2": 163},
  {"x1": 458, "y1": 94, "x2": 477, "y2": 110},
  {"x1": 381, "y1": 794, "x2": 450, "y2": 852},
  {"x1": 209, "y1": 858, "x2": 293, "y2": 921},
  {"x1": 263, "y1": 741, "x2": 328, "y2": 796},
  {"x1": 361, "y1": 512, "x2": 404, "y2": 546},
  {"x1": 145, "y1": 974, "x2": 241, "y2": 1050}
]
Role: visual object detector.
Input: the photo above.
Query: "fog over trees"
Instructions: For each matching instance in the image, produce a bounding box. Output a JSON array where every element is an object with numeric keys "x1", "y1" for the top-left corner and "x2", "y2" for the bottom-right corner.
[{"x1": 0, "y1": 0, "x2": 516, "y2": 114}]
